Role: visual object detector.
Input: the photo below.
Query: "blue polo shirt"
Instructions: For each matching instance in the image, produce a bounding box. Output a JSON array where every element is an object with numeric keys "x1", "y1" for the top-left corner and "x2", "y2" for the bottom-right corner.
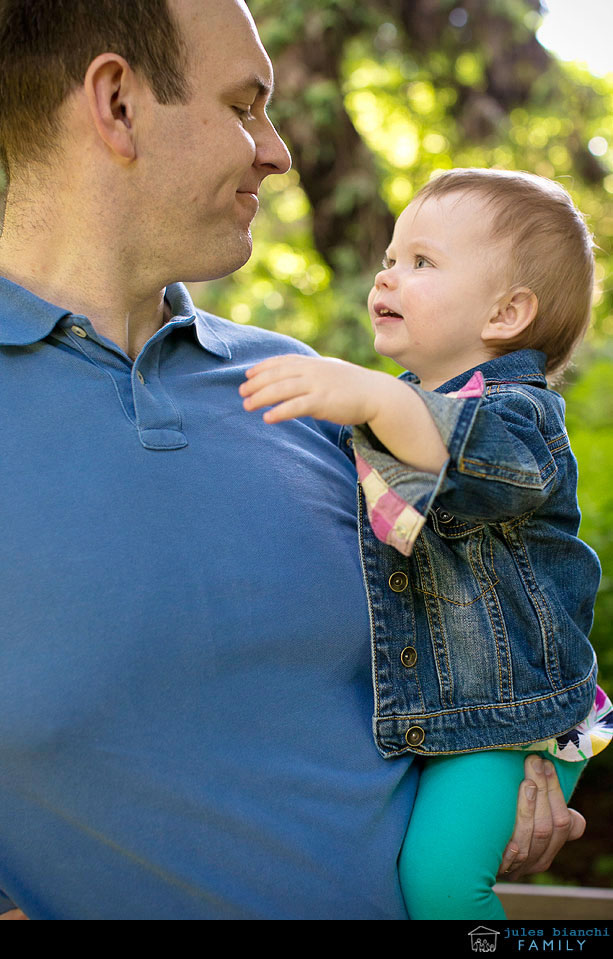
[{"x1": 0, "y1": 277, "x2": 417, "y2": 919}]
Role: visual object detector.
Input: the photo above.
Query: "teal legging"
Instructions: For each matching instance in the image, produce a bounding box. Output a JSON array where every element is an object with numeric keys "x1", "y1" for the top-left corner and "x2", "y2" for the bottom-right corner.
[{"x1": 398, "y1": 750, "x2": 586, "y2": 920}]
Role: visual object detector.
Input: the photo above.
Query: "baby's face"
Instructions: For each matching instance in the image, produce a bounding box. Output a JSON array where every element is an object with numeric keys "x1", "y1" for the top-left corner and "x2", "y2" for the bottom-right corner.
[{"x1": 368, "y1": 191, "x2": 509, "y2": 390}]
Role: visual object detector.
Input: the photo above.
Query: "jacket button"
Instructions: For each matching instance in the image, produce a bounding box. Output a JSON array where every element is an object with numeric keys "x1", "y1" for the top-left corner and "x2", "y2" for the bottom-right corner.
[
  {"x1": 400, "y1": 646, "x2": 417, "y2": 668},
  {"x1": 436, "y1": 509, "x2": 454, "y2": 523},
  {"x1": 389, "y1": 571, "x2": 408, "y2": 592},
  {"x1": 406, "y1": 725, "x2": 425, "y2": 747}
]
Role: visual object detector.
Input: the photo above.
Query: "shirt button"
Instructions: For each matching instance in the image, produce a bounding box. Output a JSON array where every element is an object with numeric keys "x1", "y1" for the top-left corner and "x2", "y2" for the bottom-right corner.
[
  {"x1": 71, "y1": 325, "x2": 87, "y2": 338},
  {"x1": 136, "y1": 371, "x2": 145, "y2": 385},
  {"x1": 388, "y1": 571, "x2": 409, "y2": 592},
  {"x1": 400, "y1": 646, "x2": 417, "y2": 668},
  {"x1": 406, "y1": 725, "x2": 425, "y2": 747}
]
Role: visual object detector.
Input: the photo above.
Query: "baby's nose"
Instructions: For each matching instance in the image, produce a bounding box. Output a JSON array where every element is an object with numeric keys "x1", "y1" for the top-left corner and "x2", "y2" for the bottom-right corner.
[{"x1": 375, "y1": 268, "x2": 394, "y2": 289}]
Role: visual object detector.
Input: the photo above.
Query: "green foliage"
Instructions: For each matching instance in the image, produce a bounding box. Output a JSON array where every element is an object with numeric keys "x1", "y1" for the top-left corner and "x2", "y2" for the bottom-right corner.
[{"x1": 566, "y1": 352, "x2": 613, "y2": 690}]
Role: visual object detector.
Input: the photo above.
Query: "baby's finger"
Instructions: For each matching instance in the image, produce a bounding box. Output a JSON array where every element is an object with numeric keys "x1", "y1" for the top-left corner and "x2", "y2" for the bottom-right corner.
[
  {"x1": 242, "y1": 379, "x2": 309, "y2": 412},
  {"x1": 262, "y1": 395, "x2": 318, "y2": 424},
  {"x1": 245, "y1": 354, "x2": 305, "y2": 378},
  {"x1": 238, "y1": 358, "x2": 302, "y2": 396},
  {"x1": 239, "y1": 364, "x2": 302, "y2": 397}
]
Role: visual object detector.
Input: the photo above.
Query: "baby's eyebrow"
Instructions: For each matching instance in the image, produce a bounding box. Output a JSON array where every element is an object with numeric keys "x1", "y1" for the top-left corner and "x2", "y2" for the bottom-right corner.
[{"x1": 408, "y1": 237, "x2": 446, "y2": 256}]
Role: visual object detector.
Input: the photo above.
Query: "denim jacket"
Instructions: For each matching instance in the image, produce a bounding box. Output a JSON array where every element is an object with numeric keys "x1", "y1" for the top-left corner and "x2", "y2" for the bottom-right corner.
[{"x1": 348, "y1": 349, "x2": 600, "y2": 758}]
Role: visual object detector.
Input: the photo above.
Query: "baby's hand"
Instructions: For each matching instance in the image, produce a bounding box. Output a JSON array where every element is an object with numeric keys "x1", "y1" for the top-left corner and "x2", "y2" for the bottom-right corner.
[
  {"x1": 240, "y1": 354, "x2": 386, "y2": 425},
  {"x1": 241, "y1": 353, "x2": 448, "y2": 473}
]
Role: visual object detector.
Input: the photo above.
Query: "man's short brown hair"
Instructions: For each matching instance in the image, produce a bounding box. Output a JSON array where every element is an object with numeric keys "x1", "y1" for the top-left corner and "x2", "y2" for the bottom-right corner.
[
  {"x1": 414, "y1": 168, "x2": 595, "y2": 376},
  {"x1": 0, "y1": 0, "x2": 190, "y2": 174}
]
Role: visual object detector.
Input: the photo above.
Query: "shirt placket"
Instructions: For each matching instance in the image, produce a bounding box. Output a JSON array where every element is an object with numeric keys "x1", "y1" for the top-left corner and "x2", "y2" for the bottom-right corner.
[{"x1": 59, "y1": 317, "x2": 192, "y2": 450}]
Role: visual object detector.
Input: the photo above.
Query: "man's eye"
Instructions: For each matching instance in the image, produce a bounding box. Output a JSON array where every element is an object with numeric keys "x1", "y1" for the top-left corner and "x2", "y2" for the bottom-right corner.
[{"x1": 234, "y1": 105, "x2": 254, "y2": 121}]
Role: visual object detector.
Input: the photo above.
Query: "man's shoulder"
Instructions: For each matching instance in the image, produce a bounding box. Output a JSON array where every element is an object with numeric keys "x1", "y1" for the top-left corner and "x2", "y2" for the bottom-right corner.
[{"x1": 195, "y1": 308, "x2": 318, "y2": 362}]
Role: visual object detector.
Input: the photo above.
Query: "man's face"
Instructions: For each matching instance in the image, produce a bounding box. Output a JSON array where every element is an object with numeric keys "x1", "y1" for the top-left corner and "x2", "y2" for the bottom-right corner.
[{"x1": 141, "y1": 0, "x2": 291, "y2": 284}]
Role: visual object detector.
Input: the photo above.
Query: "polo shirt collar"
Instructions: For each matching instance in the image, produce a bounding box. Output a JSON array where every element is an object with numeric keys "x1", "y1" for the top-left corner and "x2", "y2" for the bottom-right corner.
[
  {"x1": 0, "y1": 275, "x2": 231, "y2": 360},
  {"x1": 166, "y1": 282, "x2": 231, "y2": 360},
  {"x1": 0, "y1": 275, "x2": 72, "y2": 345}
]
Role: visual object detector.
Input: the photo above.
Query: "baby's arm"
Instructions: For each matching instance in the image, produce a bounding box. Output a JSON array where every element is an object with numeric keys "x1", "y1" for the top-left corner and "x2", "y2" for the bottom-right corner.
[{"x1": 240, "y1": 353, "x2": 447, "y2": 475}]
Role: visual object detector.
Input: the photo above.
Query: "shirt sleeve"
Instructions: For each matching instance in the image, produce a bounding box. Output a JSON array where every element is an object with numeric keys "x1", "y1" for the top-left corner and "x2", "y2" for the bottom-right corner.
[{"x1": 353, "y1": 371, "x2": 562, "y2": 555}]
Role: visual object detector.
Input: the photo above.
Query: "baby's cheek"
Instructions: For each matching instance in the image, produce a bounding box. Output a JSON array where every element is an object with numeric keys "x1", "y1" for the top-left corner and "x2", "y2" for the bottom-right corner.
[{"x1": 367, "y1": 287, "x2": 377, "y2": 324}]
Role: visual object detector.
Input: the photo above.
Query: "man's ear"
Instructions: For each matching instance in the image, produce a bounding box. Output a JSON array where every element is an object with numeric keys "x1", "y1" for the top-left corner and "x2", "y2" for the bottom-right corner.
[
  {"x1": 482, "y1": 288, "x2": 538, "y2": 343},
  {"x1": 83, "y1": 53, "x2": 138, "y2": 162}
]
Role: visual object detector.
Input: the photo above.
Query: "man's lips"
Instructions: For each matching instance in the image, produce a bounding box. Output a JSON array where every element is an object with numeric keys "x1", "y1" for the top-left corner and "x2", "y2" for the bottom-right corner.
[{"x1": 236, "y1": 190, "x2": 260, "y2": 218}]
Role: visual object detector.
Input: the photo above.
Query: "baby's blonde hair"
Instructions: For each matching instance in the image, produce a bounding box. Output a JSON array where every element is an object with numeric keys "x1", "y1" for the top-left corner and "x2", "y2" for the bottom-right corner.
[{"x1": 414, "y1": 168, "x2": 595, "y2": 376}]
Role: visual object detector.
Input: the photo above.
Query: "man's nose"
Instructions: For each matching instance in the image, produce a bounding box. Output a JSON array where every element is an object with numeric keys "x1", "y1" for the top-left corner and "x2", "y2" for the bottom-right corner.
[{"x1": 256, "y1": 117, "x2": 292, "y2": 176}]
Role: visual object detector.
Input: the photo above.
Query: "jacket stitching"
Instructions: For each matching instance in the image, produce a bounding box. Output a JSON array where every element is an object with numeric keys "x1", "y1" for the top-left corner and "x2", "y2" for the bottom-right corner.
[
  {"x1": 415, "y1": 541, "x2": 454, "y2": 708},
  {"x1": 411, "y1": 579, "x2": 500, "y2": 607},
  {"x1": 514, "y1": 532, "x2": 562, "y2": 687},
  {"x1": 459, "y1": 455, "x2": 556, "y2": 483},
  {"x1": 377, "y1": 661, "x2": 596, "y2": 721}
]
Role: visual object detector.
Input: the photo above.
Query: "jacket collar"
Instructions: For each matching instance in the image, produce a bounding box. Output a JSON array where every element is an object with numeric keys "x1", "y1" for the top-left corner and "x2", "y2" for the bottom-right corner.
[
  {"x1": 400, "y1": 350, "x2": 548, "y2": 393},
  {"x1": 0, "y1": 276, "x2": 230, "y2": 359}
]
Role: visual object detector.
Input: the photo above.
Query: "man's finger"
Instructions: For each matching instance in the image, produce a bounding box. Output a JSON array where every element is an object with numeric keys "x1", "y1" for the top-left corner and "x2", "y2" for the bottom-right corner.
[
  {"x1": 567, "y1": 807, "x2": 586, "y2": 842},
  {"x1": 498, "y1": 775, "x2": 537, "y2": 876},
  {"x1": 525, "y1": 756, "x2": 557, "y2": 863},
  {"x1": 501, "y1": 756, "x2": 586, "y2": 881},
  {"x1": 499, "y1": 755, "x2": 553, "y2": 878},
  {"x1": 518, "y1": 760, "x2": 582, "y2": 875}
]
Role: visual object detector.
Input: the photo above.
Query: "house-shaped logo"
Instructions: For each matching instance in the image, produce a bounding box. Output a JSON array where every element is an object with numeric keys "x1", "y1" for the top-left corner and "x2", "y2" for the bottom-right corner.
[{"x1": 468, "y1": 926, "x2": 500, "y2": 953}]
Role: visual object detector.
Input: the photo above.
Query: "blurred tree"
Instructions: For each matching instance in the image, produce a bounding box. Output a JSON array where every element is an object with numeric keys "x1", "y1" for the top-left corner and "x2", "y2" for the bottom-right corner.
[{"x1": 251, "y1": 0, "x2": 605, "y2": 272}]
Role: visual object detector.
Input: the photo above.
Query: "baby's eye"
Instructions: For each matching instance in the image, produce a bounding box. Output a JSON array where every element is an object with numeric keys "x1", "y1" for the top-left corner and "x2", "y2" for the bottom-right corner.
[
  {"x1": 414, "y1": 255, "x2": 430, "y2": 269},
  {"x1": 382, "y1": 254, "x2": 395, "y2": 269}
]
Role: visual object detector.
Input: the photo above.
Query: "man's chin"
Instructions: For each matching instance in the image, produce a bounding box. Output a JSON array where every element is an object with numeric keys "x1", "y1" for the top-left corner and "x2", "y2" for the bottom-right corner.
[{"x1": 183, "y1": 231, "x2": 253, "y2": 283}]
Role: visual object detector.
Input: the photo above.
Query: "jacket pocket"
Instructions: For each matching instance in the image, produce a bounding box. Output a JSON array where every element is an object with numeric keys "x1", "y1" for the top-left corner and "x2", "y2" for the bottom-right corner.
[{"x1": 412, "y1": 512, "x2": 498, "y2": 606}]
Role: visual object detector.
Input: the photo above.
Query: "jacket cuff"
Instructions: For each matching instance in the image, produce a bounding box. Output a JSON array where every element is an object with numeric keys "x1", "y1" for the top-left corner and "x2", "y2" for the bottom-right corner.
[{"x1": 352, "y1": 371, "x2": 485, "y2": 556}]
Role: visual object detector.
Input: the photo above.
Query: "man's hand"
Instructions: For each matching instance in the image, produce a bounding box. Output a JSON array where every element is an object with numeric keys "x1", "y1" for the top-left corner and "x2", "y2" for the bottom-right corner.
[
  {"x1": 0, "y1": 909, "x2": 28, "y2": 920},
  {"x1": 498, "y1": 755, "x2": 586, "y2": 880},
  {"x1": 240, "y1": 353, "x2": 382, "y2": 426}
]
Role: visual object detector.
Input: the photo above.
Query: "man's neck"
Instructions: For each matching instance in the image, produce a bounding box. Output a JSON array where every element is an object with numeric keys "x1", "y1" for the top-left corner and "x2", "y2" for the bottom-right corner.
[{"x1": 0, "y1": 181, "x2": 170, "y2": 360}]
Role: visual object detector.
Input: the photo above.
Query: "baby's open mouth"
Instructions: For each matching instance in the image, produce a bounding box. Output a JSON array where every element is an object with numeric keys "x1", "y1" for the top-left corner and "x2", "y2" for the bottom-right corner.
[{"x1": 374, "y1": 303, "x2": 403, "y2": 319}]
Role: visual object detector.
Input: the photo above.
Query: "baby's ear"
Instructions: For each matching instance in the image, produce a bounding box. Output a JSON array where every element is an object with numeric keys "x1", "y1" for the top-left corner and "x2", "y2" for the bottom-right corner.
[{"x1": 482, "y1": 288, "x2": 538, "y2": 343}]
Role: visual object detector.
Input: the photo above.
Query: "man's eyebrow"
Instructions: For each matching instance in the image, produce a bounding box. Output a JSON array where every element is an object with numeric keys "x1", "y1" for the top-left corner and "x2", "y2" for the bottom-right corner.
[{"x1": 223, "y1": 75, "x2": 274, "y2": 102}]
